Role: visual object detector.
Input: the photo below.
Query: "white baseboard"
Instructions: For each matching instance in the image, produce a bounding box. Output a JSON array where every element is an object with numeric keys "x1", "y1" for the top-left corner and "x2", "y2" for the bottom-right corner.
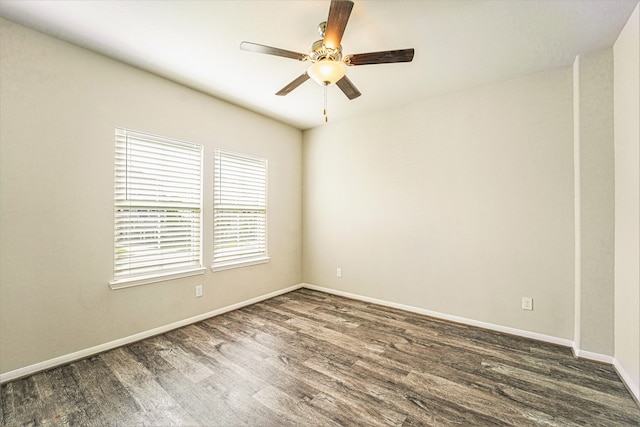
[
  {"x1": 571, "y1": 343, "x2": 614, "y2": 364},
  {"x1": 571, "y1": 335, "x2": 640, "y2": 404},
  {"x1": 0, "y1": 283, "x2": 304, "y2": 384},
  {"x1": 302, "y1": 283, "x2": 573, "y2": 347},
  {"x1": 613, "y1": 358, "x2": 640, "y2": 404}
]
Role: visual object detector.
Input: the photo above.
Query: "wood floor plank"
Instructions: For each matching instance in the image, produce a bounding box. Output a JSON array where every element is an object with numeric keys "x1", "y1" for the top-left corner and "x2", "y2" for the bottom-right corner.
[
  {"x1": 356, "y1": 352, "x2": 602, "y2": 426},
  {"x1": 482, "y1": 360, "x2": 640, "y2": 424},
  {"x1": 72, "y1": 356, "x2": 139, "y2": 421},
  {"x1": 304, "y1": 352, "x2": 508, "y2": 426},
  {"x1": 100, "y1": 347, "x2": 199, "y2": 426},
  {"x1": 28, "y1": 365, "x2": 105, "y2": 426},
  {"x1": 406, "y1": 369, "x2": 573, "y2": 426},
  {"x1": 252, "y1": 385, "x2": 343, "y2": 427},
  {"x1": 196, "y1": 374, "x2": 284, "y2": 426},
  {"x1": 263, "y1": 353, "x2": 398, "y2": 425},
  {"x1": 2, "y1": 289, "x2": 638, "y2": 426}
]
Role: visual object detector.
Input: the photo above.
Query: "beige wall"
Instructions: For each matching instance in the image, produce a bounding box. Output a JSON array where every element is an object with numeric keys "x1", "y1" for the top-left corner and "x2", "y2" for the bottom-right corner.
[
  {"x1": 614, "y1": 3, "x2": 640, "y2": 399},
  {"x1": 0, "y1": 18, "x2": 302, "y2": 375},
  {"x1": 573, "y1": 48, "x2": 615, "y2": 356},
  {"x1": 303, "y1": 67, "x2": 575, "y2": 339}
]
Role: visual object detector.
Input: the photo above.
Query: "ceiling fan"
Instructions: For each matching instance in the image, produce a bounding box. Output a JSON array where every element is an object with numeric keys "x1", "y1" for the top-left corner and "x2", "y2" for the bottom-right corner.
[{"x1": 240, "y1": 0, "x2": 415, "y2": 121}]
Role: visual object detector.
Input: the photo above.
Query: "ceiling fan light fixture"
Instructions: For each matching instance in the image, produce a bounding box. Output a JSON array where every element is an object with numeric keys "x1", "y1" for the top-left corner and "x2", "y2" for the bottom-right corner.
[
  {"x1": 241, "y1": 0, "x2": 414, "y2": 121},
  {"x1": 307, "y1": 59, "x2": 346, "y2": 85}
]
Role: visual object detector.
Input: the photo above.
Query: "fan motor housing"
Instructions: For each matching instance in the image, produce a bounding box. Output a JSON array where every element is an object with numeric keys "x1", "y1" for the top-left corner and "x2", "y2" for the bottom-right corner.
[{"x1": 310, "y1": 39, "x2": 342, "y2": 61}]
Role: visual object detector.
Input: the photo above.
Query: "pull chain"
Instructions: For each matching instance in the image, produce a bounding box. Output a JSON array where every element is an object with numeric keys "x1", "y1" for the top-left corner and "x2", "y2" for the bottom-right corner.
[{"x1": 323, "y1": 82, "x2": 329, "y2": 123}]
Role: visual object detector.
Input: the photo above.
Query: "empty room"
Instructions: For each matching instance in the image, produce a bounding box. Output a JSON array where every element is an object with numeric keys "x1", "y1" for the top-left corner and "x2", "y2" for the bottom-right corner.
[{"x1": 1, "y1": 0, "x2": 639, "y2": 425}]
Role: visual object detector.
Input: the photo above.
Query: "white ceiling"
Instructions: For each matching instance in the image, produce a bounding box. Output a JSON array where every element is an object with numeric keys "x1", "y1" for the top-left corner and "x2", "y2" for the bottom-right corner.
[{"x1": 1, "y1": 0, "x2": 637, "y2": 130}]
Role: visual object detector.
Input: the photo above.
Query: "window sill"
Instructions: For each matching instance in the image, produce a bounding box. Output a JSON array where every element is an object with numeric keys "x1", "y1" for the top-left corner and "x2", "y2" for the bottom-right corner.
[
  {"x1": 109, "y1": 267, "x2": 206, "y2": 290},
  {"x1": 211, "y1": 256, "x2": 270, "y2": 272}
]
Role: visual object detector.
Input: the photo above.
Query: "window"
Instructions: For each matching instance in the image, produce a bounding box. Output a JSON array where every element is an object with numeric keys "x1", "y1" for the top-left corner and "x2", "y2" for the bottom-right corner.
[
  {"x1": 111, "y1": 128, "x2": 204, "y2": 288},
  {"x1": 213, "y1": 149, "x2": 268, "y2": 270}
]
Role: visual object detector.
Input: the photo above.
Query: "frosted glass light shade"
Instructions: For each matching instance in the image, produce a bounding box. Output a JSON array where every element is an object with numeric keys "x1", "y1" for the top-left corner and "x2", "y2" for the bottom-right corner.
[{"x1": 307, "y1": 60, "x2": 346, "y2": 85}]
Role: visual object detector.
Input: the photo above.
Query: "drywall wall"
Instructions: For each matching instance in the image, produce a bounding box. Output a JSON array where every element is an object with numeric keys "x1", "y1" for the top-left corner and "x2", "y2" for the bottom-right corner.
[
  {"x1": 614, "y1": 2, "x2": 640, "y2": 399},
  {"x1": 573, "y1": 48, "x2": 615, "y2": 357},
  {"x1": 0, "y1": 18, "x2": 302, "y2": 375},
  {"x1": 303, "y1": 66, "x2": 574, "y2": 339}
]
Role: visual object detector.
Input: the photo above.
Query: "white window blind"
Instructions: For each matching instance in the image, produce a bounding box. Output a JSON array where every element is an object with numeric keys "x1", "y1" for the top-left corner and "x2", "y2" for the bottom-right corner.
[
  {"x1": 213, "y1": 149, "x2": 268, "y2": 270},
  {"x1": 112, "y1": 128, "x2": 203, "y2": 285}
]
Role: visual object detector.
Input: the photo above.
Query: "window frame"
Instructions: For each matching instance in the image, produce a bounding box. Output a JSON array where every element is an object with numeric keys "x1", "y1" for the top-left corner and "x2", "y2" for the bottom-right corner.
[
  {"x1": 212, "y1": 148, "x2": 269, "y2": 272},
  {"x1": 110, "y1": 128, "x2": 205, "y2": 289}
]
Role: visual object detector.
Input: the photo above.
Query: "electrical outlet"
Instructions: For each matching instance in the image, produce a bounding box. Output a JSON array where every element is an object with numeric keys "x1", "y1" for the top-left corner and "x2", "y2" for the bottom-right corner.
[
  {"x1": 336, "y1": 268, "x2": 342, "y2": 278},
  {"x1": 522, "y1": 297, "x2": 533, "y2": 311},
  {"x1": 195, "y1": 285, "x2": 203, "y2": 298}
]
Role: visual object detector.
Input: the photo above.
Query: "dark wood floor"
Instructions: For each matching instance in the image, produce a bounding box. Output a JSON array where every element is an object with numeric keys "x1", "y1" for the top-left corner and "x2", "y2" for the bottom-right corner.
[{"x1": 1, "y1": 288, "x2": 639, "y2": 426}]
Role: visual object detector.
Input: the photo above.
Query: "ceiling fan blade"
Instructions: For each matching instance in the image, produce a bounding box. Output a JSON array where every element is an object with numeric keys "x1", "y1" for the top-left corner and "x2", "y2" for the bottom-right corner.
[
  {"x1": 347, "y1": 48, "x2": 415, "y2": 66},
  {"x1": 323, "y1": 0, "x2": 354, "y2": 49},
  {"x1": 336, "y1": 75, "x2": 361, "y2": 100},
  {"x1": 240, "y1": 41, "x2": 307, "y2": 61},
  {"x1": 276, "y1": 73, "x2": 310, "y2": 96}
]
